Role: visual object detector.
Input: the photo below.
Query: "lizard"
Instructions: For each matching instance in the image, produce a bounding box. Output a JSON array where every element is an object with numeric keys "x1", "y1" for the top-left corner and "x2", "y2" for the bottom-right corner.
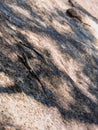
[
  {"x1": 18, "y1": 51, "x2": 46, "y2": 94},
  {"x1": 11, "y1": 34, "x2": 44, "y2": 60}
]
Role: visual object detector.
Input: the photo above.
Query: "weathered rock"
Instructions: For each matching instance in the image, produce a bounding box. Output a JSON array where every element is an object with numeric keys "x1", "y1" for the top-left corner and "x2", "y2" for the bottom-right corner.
[{"x1": 0, "y1": 0, "x2": 98, "y2": 129}]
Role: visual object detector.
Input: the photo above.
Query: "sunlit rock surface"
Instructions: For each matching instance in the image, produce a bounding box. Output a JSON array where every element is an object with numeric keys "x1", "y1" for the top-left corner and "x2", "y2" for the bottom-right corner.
[{"x1": 0, "y1": 0, "x2": 98, "y2": 129}]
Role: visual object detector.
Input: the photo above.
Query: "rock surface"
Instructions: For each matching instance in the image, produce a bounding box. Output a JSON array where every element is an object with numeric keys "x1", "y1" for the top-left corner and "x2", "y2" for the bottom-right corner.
[{"x1": 0, "y1": 0, "x2": 98, "y2": 130}]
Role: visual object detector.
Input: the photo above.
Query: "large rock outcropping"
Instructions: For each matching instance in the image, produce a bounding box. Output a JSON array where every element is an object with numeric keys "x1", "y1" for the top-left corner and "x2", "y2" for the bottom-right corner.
[{"x1": 0, "y1": 0, "x2": 98, "y2": 129}]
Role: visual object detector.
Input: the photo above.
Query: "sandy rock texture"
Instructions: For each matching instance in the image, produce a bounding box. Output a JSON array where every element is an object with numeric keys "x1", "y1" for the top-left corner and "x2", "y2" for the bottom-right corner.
[{"x1": 0, "y1": 0, "x2": 98, "y2": 130}]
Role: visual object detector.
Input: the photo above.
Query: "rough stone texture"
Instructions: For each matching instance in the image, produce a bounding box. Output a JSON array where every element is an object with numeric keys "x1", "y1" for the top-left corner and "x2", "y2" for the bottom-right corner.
[{"x1": 0, "y1": 0, "x2": 98, "y2": 130}]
